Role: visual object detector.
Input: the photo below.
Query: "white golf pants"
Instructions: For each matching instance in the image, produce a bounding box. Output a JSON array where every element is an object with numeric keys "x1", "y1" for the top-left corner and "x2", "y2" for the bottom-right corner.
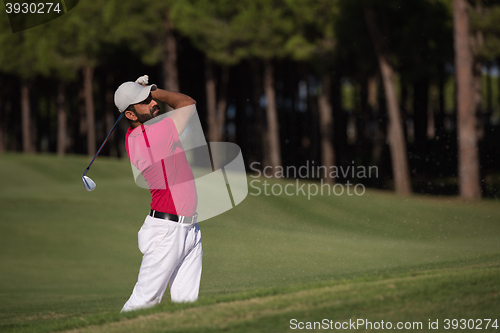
[{"x1": 121, "y1": 215, "x2": 202, "y2": 312}]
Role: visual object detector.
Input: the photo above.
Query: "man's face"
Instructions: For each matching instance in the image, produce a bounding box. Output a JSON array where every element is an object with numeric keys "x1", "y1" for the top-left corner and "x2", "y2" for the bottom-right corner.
[{"x1": 131, "y1": 94, "x2": 163, "y2": 124}]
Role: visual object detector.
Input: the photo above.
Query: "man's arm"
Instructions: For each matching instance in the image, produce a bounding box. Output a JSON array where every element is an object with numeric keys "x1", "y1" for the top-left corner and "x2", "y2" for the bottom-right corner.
[
  {"x1": 151, "y1": 88, "x2": 195, "y2": 110},
  {"x1": 152, "y1": 88, "x2": 196, "y2": 136}
]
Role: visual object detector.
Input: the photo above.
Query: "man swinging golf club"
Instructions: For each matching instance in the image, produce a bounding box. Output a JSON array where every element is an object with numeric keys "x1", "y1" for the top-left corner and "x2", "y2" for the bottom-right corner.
[{"x1": 114, "y1": 75, "x2": 202, "y2": 312}]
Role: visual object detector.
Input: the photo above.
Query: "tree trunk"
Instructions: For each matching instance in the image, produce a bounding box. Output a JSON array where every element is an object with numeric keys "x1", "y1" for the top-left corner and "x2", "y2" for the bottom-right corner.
[
  {"x1": 498, "y1": 59, "x2": 500, "y2": 121},
  {"x1": 21, "y1": 81, "x2": 35, "y2": 153},
  {"x1": 367, "y1": 75, "x2": 379, "y2": 111},
  {"x1": 216, "y1": 66, "x2": 229, "y2": 140},
  {"x1": 486, "y1": 64, "x2": 492, "y2": 116},
  {"x1": 105, "y1": 72, "x2": 117, "y2": 157},
  {"x1": 427, "y1": 83, "x2": 436, "y2": 140},
  {"x1": 413, "y1": 78, "x2": 429, "y2": 148},
  {"x1": 57, "y1": 82, "x2": 67, "y2": 156},
  {"x1": 332, "y1": 73, "x2": 346, "y2": 167},
  {"x1": 472, "y1": 1, "x2": 484, "y2": 140},
  {"x1": 204, "y1": 57, "x2": 229, "y2": 142},
  {"x1": 453, "y1": 0, "x2": 481, "y2": 199},
  {"x1": 0, "y1": 114, "x2": 4, "y2": 153},
  {"x1": 163, "y1": 10, "x2": 179, "y2": 94},
  {"x1": 360, "y1": 77, "x2": 372, "y2": 166},
  {"x1": 77, "y1": 85, "x2": 87, "y2": 154},
  {"x1": 436, "y1": 75, "x2": 445, "y2": 138},
  {"x1": 473, "y1": 59, "x2": 484, "y2": 140},
  {"x1": 318, "y1": 75, "x2": 335, "y2": 184},
  {"x1": 83, "y1": 62, "x2": 96, "y2": 157},
  {"x1": 309, "y1": 75, "x2": 320, "y2": 162},
  {"x1": 368, "y1": 75, "x2": 384, "y2": 166},
  {"x1": 205, "y1": 57, "x2": 218, "y2": 142},
  {"x1": 250, "y1": 59, "x2": 266, "y2": 166},
  {"x1": 365, "y1": 7, "x2": 412, "y2": 195},
  {"x1": 0, "y1": 76, "x2": 4, "y2": 153},
  {"x1": 400, "y1": 82, "x2": 409, "y2": 132},
  {"x1": 263, "y1": 59, "x2": 282, "y2": 172}
]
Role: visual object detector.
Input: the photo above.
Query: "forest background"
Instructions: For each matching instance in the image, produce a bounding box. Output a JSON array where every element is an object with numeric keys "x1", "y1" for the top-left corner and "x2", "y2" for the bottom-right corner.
[{"x1": 0, "y1": 0, "x2": 499, "y2": 199}]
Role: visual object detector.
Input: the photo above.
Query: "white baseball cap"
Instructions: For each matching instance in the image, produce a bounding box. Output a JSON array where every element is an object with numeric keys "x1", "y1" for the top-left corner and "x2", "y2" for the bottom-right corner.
[{"x1": 114, "y1": 82, "x2": 157, "y2": 113}]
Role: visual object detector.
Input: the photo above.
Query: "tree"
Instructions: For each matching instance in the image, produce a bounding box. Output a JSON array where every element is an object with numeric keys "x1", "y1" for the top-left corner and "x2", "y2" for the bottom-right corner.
[
  {"x1": 336, "y1": 0, "x2": 455, "y2": 191},
  {"x1": 163, "y1": 9, "x2": 179, "y2": 92},
  {"x1": 43, "y1": 1, "x2": 127, "y2": 156},
  {"x1": 0, "y1": 16, "x2": 38, "y2": 153},
  {"x1": 107, "y1": 0, "x2": 182, "y2": 94},
  {"x1": 453, "y1": 0, "x2": 481, "y2": 198},
  {"x1": 393, "y1": 0, "x2": 453, "y2": 151},
  {"x1": 45, "y1": 2, "x2": 110, "y2": 156},
  {"x1": 364, "y1": 5, "x2": 412, "y2": 195},
  {"x1": 470, "y1": 2, "x2": 500, "y2": 139},
  {"x1": 284, "y1": 0, "x2": 339, "y2": 183},
  {"x1": 28, "y1": 18, "x2": 81, "y2": 156},
  {"x1": 318, "y1": 75, "x2": 335, "y2": 183},
  {"x1": 0, "y1": 75, "x2": 4, "y2": 152},
  {"x1": 204, "y1": 57, "x2": 229, "y2": 142},
  {"x1": 231, "y1": 0, "x2": 295, "y2": 172},
  {"x1": 172, "y1": 0, "x2": 243, "y2": 142},
  {"x1": 175, "y1": 0, "x2": 299, "y2": 171},
  {"x1": 335, "y1": 0, "x2": 382, "y2": 174}
]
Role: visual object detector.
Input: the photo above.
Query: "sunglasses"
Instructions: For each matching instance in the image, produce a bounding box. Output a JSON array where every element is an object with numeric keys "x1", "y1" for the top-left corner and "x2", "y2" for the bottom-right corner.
[{"x1": 137, "y1": 93, "x2": 153, "y2": 105}]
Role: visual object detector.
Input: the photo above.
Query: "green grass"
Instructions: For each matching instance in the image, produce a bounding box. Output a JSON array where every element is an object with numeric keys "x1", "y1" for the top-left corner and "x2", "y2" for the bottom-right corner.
[
  {"x1": 0, "y1": 153, "x2": 499, "y2": 332},
  {"x1": 67, "y1": 262, "x2": 500, "y2": 333}
]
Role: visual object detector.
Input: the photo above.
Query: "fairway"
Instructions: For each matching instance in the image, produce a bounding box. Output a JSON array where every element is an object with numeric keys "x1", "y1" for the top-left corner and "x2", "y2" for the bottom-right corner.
[{"x1": 0, "y1": 154, "x2": 499, "y2": 332}]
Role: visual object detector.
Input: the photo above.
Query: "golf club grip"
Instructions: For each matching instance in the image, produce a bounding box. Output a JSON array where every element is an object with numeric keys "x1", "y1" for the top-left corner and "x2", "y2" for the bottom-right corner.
[{"x1": 82, "y1": 113, "x2": 124, "y2": 177}]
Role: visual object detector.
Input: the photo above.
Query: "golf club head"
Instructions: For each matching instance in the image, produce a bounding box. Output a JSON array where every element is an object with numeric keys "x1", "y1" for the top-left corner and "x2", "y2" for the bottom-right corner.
[{"x1": 82, "y1": 176, "x2": 96, "y2": 191}]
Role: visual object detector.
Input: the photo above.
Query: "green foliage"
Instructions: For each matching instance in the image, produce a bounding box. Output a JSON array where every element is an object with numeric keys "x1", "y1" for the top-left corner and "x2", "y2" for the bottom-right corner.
[
  {"x1": 0, "y1": 15, "x2": 38, "y2": 79},
  {"x1": 172, "y1": 0, "x2": 338, "y2": 66},
  {"x1": 172, "y1": 0, "x2": 286, "y2": 64},
  {"x1": 283, "y1": 0, "x2": 338, "y2": 64},
  {"x1": 103, "y1": 0, "x2": 174, "y2": 66},
  {"x1": 234, "y1": 0, "x2": 294, "y2": 60},
  {"x1": 471, "y1": 4, "x2": 500, "y2": 61},
  {"x1": 24, "y1": 22, "x2": 80, "y2": 81},
  {"x1": 172, "y1": 0, "x2": 246, "y2": 65},
  {"x1": 336, "y1": 0, "x2": 453, "y2": 81},
  {"x1": 335, "y1": 0, "x2": 379, "y2": 78},
  {"x1": 0, "y1": 1, "x2": 131, "y2": 81}
]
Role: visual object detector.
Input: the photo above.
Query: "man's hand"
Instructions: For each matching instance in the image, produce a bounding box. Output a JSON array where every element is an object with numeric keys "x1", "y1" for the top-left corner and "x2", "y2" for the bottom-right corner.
[
  {"x1": 135, "y1": 75, "x2": 149, "y2": 86},
  {"x1": 134, "y1": 74, "x2": 196, "y2": 134}
]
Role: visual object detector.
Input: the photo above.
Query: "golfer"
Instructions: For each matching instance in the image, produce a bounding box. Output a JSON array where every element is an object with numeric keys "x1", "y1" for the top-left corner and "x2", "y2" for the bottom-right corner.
[{"x1": 114, "y1": 76, "x2": 202, "y2": 312}]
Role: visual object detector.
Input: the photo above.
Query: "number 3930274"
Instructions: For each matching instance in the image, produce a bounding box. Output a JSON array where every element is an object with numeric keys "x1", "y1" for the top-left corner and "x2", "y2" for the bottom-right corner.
[{"x1": 5, "y1": 2, "x2": 61, "y2": 14}]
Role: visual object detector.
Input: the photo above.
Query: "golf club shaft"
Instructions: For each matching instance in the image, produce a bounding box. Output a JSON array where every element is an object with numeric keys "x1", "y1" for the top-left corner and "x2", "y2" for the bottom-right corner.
[{"x1": 82, "y1": 113, "x2": 124, "y2": 177}]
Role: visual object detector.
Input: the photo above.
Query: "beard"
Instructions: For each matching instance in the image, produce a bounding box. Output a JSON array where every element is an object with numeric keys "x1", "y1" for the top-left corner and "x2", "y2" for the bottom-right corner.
[{"x1": 134, "y1": 105, "x2": 164, "y2": 124}]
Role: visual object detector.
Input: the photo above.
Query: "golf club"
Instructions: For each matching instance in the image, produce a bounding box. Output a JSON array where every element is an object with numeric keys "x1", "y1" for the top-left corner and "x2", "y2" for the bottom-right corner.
[{"x1": 81, "y1": 113, "x2": 123, "y2": 191}]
